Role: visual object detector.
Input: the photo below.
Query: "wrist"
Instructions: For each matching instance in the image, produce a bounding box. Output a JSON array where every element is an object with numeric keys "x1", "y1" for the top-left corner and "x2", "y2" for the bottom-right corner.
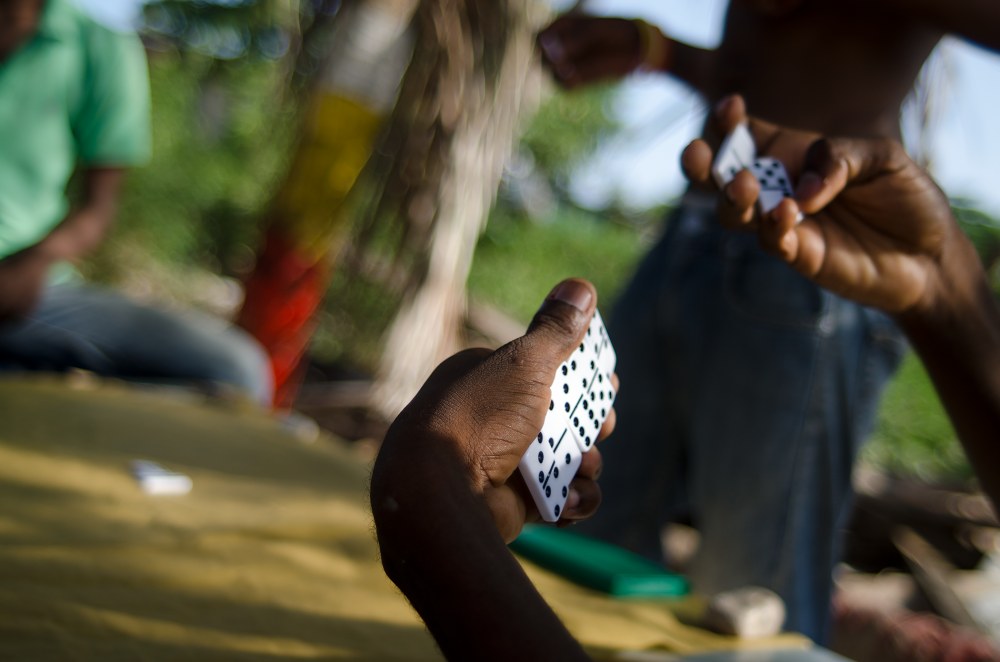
[
  {"x1": 633, "y1": 19, "x2": 671, "y2": 72},
  {"x1": 896, "y1": 229, "x2": 996, "y2": 343}
]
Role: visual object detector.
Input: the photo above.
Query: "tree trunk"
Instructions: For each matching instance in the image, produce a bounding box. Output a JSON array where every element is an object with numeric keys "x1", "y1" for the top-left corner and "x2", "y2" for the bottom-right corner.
[
  {"x1": 239, "y1": 0, "x2": 417, "y2": 408},
  {"x1": 366, "y1": 0, "x2": 547, "y2": 418}
]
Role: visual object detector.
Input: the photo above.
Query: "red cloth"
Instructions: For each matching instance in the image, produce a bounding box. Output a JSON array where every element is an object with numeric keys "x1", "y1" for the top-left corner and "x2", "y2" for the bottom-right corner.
[{"x1": 238, "y1": 226, "x2": 330, "y2": 408}]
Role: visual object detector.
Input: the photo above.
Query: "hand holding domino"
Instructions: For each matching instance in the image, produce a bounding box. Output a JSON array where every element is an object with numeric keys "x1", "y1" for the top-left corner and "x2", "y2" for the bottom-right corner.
[
  {"x1": 710, "y1": 121, "x2": 798, "y2": 218},
  {"x1": 372, "y1": 278, "x2": 614, "y2": 545},
  {"x1": 518, "y1": 309, "x2": 617, "y2": 522}
]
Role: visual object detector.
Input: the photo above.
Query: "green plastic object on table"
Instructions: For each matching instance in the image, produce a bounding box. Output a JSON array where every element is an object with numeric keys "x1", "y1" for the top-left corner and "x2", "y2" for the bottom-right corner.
[{"x1": 510, "y1": 524, "x2": 689, "y2": 598}]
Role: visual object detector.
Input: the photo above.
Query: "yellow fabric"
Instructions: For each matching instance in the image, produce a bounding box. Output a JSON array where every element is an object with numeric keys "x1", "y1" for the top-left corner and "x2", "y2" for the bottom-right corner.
[
  {"x1": 0, "y1": 377, "x2": 810, "y2": 660},
  {"x1": 271, "y1": 94, "x2": 384, "y2": 262}
]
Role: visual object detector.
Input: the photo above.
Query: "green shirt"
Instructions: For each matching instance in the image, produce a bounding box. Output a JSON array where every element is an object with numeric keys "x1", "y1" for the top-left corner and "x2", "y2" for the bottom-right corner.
[{"x1": 0, "y1": 0, "x2": 151, "y2": 261}]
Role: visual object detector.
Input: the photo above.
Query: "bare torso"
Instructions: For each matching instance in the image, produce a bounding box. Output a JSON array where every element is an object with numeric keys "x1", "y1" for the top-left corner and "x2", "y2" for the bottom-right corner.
[{"x1": 706, "y1": 2, "x2": 943, "y2": 138}]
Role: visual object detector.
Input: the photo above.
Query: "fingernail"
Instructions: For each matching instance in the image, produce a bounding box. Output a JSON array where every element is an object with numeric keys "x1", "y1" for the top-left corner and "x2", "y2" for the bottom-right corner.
[
  {"x1": 546, "y1": 280, "x2": 593, "y2": 312},
  {"x1": 714, "y1": 95, "x2": 733, "y2": 117},
  {"x1": 565, "y1": 488, "x2": 581, "y2": 512},
  {"x1": 796, "y1": 171, "x2": 823, "y2": 199}
]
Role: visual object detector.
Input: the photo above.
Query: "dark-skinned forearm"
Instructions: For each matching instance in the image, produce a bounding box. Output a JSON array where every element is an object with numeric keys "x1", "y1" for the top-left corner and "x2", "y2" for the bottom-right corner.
[
  {"x1": 898, "y1": 265, "x2": 1000, "y2": 513},
  {"x1": 371, "y1": 439, "x2": 590, "y2": 662},
  {"x1": 41, "y1": 167, "x2": 124, "y2": 262},
  {"x1": 657, "y1": 39, "x2": 714, "y2": 99}
]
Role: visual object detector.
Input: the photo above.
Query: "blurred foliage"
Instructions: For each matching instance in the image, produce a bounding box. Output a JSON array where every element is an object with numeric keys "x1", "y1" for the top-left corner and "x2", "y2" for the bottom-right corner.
[
  {"x1": 312, "y1": 267, "x2": 400, "y2": 372},
  {"x1": 88, "y1": 51, "x2": 297, "y2": 284},
  {"x1": 865, "y1": 353, "x2": 973, "y2": 486},
  {"x1": 953, "y1": 201, "x2": 1000, "y2": 287},
  {"x1": 142, "y1": 0, "x2": 344, "y2": 92},
  {"x1": 468, "y1": 205, "x2": 652, "y2": 322},
  {"x1": 519, "y1": 84, "x2": 620, "y2": 192},
  {"x1": 143, "y1": 0, "x2": 295, "y2": 60},
  {"x1": 81, "y1": 15, "x2": 1000, "y2": 485},
  {"x1": 861, "y1": 200, "x2": 1000, "y2": 487}
]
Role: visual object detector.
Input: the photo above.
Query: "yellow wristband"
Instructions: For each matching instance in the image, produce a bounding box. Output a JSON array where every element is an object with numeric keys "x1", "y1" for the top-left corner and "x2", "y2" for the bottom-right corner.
[{"x1": 634, "y1": 19, "x2": 670, "y2": 72}]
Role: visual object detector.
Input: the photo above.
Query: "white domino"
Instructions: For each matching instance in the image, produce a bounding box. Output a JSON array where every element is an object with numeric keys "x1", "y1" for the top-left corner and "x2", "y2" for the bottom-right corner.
[
  {"x1": 518, "y1": 310, "x2": 617, "y2": 522},
  {"x1": 131, "y1": 460, "x2": 192, "y2": 496},
  {"x1": 712, "y1": 122, "x2": 756, "y2": 188},
  {"x1": 749, "y1": 156, "x2": 797, "y2": 217},
  {"x1": 520, "y1": 416, "x2": 583, "y2": 522},
  {"x1": 714, "y1": 125, "x2": 801, "y2": 222}
]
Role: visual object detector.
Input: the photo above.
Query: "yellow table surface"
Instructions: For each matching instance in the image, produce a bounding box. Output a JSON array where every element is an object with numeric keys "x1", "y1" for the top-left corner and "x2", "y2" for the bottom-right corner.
[{"x1": 0, "y1": 376, "x2": 810, "y2": 660}]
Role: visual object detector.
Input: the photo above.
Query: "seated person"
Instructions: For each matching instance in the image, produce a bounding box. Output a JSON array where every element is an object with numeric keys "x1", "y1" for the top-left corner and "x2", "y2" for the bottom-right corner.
[
  {"x1": 0, "y1": 0, "x2": 272, "y2": 405},
  {"x1": 370, "y1": 96, "x2": 1000, "y2": 660}
]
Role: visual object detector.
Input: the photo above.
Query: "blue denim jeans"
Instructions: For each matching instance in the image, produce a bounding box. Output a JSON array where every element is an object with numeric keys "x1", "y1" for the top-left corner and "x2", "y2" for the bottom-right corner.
[
  {"x1": 0, "y1": 281, "x2": 273, "y2": 406},
  {"x1": 577, "y1": 194, "x2": 906, "y2": 643}
]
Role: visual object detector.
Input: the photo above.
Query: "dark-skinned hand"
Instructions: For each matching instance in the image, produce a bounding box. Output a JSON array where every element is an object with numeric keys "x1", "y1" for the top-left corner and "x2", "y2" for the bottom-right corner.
[
  {"x1": 682, "y1": 94, "x2": 971, "y2": 316},
  {"x1": 372, "y1": 278, "x2": 616, "y2": 543}
]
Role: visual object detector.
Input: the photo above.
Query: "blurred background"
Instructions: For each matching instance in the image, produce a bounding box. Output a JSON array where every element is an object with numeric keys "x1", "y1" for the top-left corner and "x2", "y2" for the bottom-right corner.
[{"x1": 82, "y1": 0, "x2": 1000, "y2": 486}]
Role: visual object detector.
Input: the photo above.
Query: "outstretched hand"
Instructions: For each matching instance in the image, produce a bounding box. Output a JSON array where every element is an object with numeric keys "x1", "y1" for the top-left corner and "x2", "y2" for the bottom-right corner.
[
  {"x1": 372, "y1": 279, "x2": 615, "y2": 543},
  {"x1": 682, "y1": 95, "x2": 966, "y2": 315},
  {"x1": 537, "y1": 14, "x2": 647, "y2": 89}
]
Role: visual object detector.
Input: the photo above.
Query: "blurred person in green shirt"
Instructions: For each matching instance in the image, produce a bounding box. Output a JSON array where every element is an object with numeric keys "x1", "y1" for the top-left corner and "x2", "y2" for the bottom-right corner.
[{"x1": 0, "y1": 0, "x2": 272, "y2": 405}]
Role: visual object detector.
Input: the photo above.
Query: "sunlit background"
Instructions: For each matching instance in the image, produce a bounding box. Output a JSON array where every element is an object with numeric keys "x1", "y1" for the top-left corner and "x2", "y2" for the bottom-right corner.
[
  {"x1": 557, "y1": 0, "x2": 1000, "y2": 217},
  {"x1": 81, "y1": 0, "x2": 1000, "y2": 215},
  {"x1": 60, "y1": 0, "x2": 1000, "y2": 486}
]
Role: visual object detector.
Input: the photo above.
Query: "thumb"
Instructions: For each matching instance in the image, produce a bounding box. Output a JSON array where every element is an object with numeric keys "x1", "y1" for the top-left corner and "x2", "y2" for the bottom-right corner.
[
  {"x1": 523, "y1": 279, "x2": 597, "y2": 371},
  {"x1": 795, "y1": 136, "x2": 902, "y2": 214}
]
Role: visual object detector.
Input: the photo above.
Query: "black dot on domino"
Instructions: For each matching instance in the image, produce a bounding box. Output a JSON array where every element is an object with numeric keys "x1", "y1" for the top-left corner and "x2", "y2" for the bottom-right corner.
[
  {"x1": 578, "y1": 426, "x2": 585, "y2": 437},
  {"x1": 538, "y1": 471, "x2": 544, "y2": 483},
  {"x1": 582, "y1": 378, "x2": 588, "y2": 388},
  {"x1": 561, "y1": 365, "x2": 568, "y2": 376},
  {"x1": 582, "y1": 400, "x2": 588, "y2": 410},
  {"x1": 564, "y1": 453, "x2": 571, "y2": 464},
  {"x1": 588, "y1": 410, "x2": 594, "y2": 420},
  {"x1": 549, "y1": 400, "x2": 554, "y2": 410},
  {"x1": 553, "y1": 467, "x2": 560, "y2": 478},
  {"x1": 537, "y1": 432, "x2": 543, "y2": 443},
  {"x1": 590, "y1": 360, "x2": 595, "y2": 370},
  {"x1": 562, "y1": 486, "x2": 568, "y2": 498},
  {"x1": 554, "y1": 504, "x2": 561, "y2": 517},
  {"x1": 537, "y1": 451, "x2": 543, "y2": 463},
  {"x1": 601, "y1": 408, "x2": 606, "y2": 418},
  {"x1": 562, "y1": 383, "x2": 569, "y2": 394},
  {"x1": 571, "y1": 360, "x2": 577, "y2": 370},
  {"x1": 545, "y1": 486, "x2": 551, "y2": 497},
  {"x1": 585, "y1": 436, "x2": 592, "y2": 445},
  {"x1": 564, "y1": 403, "x2": 570, "y2": 413},
  {"x1": 573, "y1": 416, "x2": 579, "y2": 427},
  {"x1": 579, "y1": 343, "x2": 584, "y2": 353}
]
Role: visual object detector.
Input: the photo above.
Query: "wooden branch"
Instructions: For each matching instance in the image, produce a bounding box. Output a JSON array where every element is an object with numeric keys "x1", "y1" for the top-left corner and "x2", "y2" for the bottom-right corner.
[
  {"x1": 855, "y1": 468, "x2": 998, "y2": 529},
  {"x1": 892, "y1": 526, "x2": 984, "y2": 632}
]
